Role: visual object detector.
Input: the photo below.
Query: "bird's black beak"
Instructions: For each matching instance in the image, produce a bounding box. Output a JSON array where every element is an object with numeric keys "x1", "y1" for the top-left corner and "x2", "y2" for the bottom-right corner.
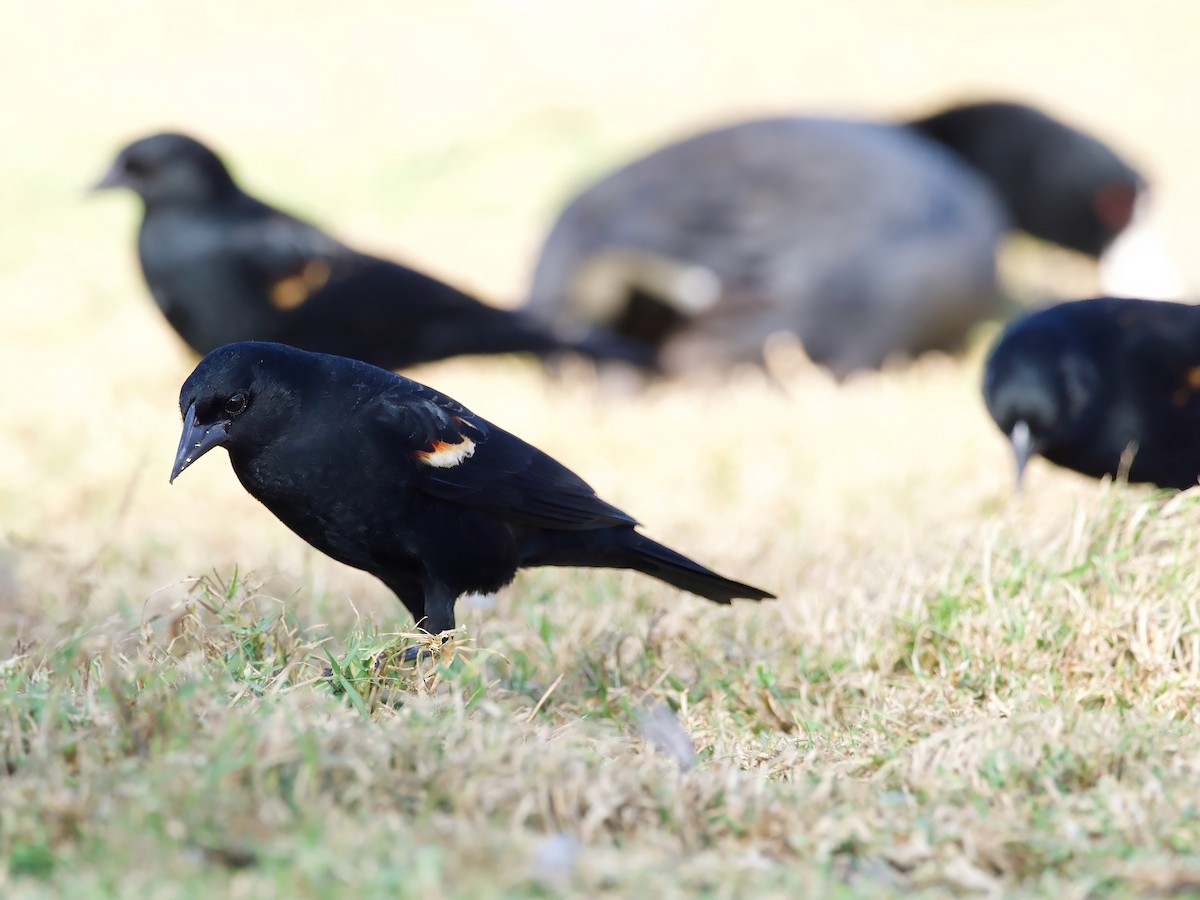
[
  {"x1": 1010, "y1": 420, "x2": 1034, "y2": 492},
  {"x1": 90, "y1": 161, "x2": 126, "y2": 193},
  {"x1": 170, "y1": 402, "x2": 230, "y2": 483}
]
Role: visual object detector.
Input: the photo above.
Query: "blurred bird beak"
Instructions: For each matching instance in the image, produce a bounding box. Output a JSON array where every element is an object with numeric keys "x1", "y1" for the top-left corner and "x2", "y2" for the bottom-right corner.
[
  {"x1": 170, "y1": 402, "x2": 230, "y2": 483},
  {"x1": 1010, "y1": 420, "x2": 1033, "y2": 492},
  {"x1": 89, "y1": 163, "x2": 125, "y2": 193}
]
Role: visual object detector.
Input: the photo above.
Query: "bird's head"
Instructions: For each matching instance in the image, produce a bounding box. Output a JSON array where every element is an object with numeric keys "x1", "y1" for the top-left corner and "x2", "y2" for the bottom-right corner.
[
  {"x1": 982, "y1": 317, "x2": 1102, "y2": 490},
  {"x1": 171, "y1": 342, "x2": 306, "y2": 482},
  {"x1": 93, "y1": 132, "x2": 238, "y2": 208},
  {"x1": 909, "y1": 100, "x2": 1144, "y2": 258}
]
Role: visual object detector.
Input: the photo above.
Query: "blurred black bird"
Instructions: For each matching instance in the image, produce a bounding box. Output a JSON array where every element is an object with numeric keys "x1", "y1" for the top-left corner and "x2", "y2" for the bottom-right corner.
[
  {"x1": 170, "y1": 342, "x2": 773, "y2": 636},
  {"x1": 94, "y1": 133, "x2": 654, "y2": 370},
  {"x1": 983, "y1": 297, "x2": 1200, "y2": 490},
  {"x1": 527, "y1": 100, "x2": 1149, "y2": 379}
]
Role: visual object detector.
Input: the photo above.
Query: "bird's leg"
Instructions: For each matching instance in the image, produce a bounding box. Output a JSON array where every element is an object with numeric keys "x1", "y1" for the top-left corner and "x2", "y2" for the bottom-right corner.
[{"x1": 401, "y1": 584, "x2": 457, "y2": 663}]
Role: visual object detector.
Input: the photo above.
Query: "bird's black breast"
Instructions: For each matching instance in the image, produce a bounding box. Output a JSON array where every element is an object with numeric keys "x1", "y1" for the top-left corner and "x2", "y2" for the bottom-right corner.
[
  {"x1": 139, "y1": 212, "x2": 278, "y2": 353},
  {"x1": 227, "y1": 401, "x2": 525, "y2": 596}
]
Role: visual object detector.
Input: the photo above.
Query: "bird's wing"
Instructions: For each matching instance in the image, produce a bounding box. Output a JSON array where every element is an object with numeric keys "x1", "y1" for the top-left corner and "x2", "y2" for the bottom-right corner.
[
  {"x1": 225, "y1": 199, "x2": 372, "y2": 310},
  {"x1": 367, "y1": 384, "x2": 638, "y2": 531},
  {"x1": 1117, "y1": 304, "x2": 1200, "y2": 407}
]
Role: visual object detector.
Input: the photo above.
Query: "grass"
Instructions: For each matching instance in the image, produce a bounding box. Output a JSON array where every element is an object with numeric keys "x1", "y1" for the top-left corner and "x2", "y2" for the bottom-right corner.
[
  {"x1": 7, "y1": 485, "x2": 1200, "y2": 895},
  {"x1": 5, "y1": 0, "x2": 1200, "y2": 895}
]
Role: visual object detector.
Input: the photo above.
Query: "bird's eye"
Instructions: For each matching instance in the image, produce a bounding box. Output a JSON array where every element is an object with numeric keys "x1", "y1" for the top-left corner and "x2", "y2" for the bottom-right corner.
[
  {"x1": 224, "y1": 392, "x2": 248, "y2": 415},
  {"x1": 123, "y1": 157, "x2": 151, "y2": 177}
]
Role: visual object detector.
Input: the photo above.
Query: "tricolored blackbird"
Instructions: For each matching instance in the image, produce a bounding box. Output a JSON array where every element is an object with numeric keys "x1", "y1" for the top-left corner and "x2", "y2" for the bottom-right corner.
[
  {"x1": 171, "y1": 342, "x2": 773, "y2": 635},
  {"x1": 984, "y1": 297, "x2": 1200, "y2": 490},
  {"x1": 95, "y1": 133, "x2": 654, "y2": 370}
]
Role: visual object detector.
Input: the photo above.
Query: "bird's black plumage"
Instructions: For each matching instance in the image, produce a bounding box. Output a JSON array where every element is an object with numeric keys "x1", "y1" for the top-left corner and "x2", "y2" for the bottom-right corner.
[
  {"x1": 983, "y1": 297, "x2": 1200, "y2": 490},
  {"x1": 527, "y1": 100, "x2": 1144, "y2": 379},
  {"x1": 94, "y1": 133, "x2": 654, "y2": 370},
  {"x1": 171, "y1": 342, "x2": 772, "y2": 634}
]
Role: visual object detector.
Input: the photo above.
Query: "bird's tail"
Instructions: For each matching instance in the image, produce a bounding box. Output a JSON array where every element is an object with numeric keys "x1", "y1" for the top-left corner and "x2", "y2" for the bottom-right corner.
[
  {"x1": 558, "y1": 324, "x2": 661, "y2": 370},
  {"x1": 456, "y1": 309, "x2": 660, "y2": 370},
  {"x1": 617, "y1": 532, "x2": 774, "y2": 604},
  {"x1": 521, "y1": 528, "x2": 774, "y2": 603}
]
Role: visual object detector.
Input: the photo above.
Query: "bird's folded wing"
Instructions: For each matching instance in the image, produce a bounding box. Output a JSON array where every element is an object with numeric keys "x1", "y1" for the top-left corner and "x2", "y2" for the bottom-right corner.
[
  {"x1": 1118, "y1": 305, "x2": 1200, "y2": 400},
  {"x1": 422, "y1": 454, "x2": 639, "y2": 531},
  {"x1": 369, "y1": 385, "x2": 638, "y2": 531},
  {"x1": 228, "y1": 204, "x2": 367, "y2": 308}
]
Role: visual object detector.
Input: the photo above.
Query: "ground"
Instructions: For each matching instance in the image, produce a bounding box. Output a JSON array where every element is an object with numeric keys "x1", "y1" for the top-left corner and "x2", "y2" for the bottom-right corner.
[{"x1": 3, "y1": 1, "x2": 1200, "y2": 895}]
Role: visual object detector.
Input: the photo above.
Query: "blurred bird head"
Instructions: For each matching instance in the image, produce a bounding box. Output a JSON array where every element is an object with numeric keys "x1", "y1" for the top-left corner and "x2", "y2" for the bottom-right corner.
[
  {"x1": 982, "y1": 315, "x2": 1102, "y2": 490},
  {"x1": 909, "y1": 100, "x2": 1145, "y2": 258},
  {"x1": 171, "y1": 342, "x2": 305, "y2": 483},
  {"x1": 93, "y1": 132, "x2": 238, "y2": 209}
]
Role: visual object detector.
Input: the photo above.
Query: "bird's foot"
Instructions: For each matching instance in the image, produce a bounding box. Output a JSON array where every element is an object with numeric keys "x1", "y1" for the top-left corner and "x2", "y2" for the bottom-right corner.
[
  {"x1": 400, "y1": 644, "x2": 428, "y2": 664},
  {"x1": 400, "y1": 634, "x2": 451, "y2": 664}
]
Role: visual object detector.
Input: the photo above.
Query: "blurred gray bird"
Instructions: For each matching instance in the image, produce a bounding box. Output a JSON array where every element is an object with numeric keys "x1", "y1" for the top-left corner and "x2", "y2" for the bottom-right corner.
[{"x1": 527, "y1": 101, "x2": 1152, "y2": 380}]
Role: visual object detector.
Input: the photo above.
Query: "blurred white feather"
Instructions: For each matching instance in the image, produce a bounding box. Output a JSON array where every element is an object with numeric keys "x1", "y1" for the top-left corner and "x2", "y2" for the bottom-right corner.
[
  {"x1": 635, "y1": 701, "x2": 696, "y2": 772},
  {"x1": 1100, "y1": 194, "x2": 1187, "y2": 301}
]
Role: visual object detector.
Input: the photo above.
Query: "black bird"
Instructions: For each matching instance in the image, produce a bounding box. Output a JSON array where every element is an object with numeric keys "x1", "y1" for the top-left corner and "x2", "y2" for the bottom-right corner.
[
  {"x1": 983, "y1": 297, "x2": 1200, "y2": 490},
  {"x1": 93, "y1": 133, "x2": 654, "y2": 370},
  {"x1": 170, "y1": 342, "x2": 773, "y2": 636},
  {"x1": 527, "y1": 100, "x2": 1147, "y2": 379}
]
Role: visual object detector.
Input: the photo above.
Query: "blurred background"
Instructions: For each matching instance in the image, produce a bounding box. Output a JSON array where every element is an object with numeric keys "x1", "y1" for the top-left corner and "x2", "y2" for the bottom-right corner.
[{"x1": 1, "y1": 0, "x2": 1195, "y2": 629}]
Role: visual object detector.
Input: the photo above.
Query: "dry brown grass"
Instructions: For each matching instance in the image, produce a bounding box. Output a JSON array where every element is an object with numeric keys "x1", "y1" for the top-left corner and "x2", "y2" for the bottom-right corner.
[{"x1": 3, "y1": 1, "x2": 1200, "y2": 895}]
